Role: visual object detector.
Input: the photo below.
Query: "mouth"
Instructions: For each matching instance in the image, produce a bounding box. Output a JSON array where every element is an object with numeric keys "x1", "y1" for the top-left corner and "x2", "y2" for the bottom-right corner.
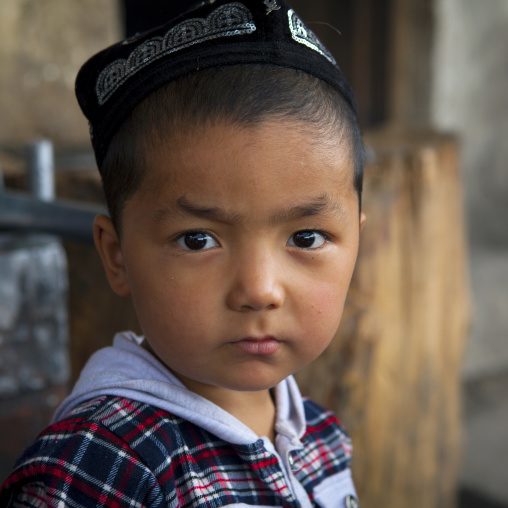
[{"x1": 231, "y1": 336, "x2": 281, "y2": 356}]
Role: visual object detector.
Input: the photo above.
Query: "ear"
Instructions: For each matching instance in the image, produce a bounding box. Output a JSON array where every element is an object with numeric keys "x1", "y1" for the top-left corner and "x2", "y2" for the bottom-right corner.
[
  {"x1": 360, "y1": 212, "x2": 367, "y2": 232},
  {"x1": 93, "y1": 214, "x2": 131, "y2": 297}
]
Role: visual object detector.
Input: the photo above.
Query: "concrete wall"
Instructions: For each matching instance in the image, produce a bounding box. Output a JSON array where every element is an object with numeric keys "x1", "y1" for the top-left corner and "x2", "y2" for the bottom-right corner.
[
  {"x1": 431, "y1": 0, "x2": 508, "y2": 248},
  {"x1": 0, "y1": 0, "x2": 121, "y2": 147},
  {"x1": 432, "y1": 0, "x2": 508, "y2": 381}
]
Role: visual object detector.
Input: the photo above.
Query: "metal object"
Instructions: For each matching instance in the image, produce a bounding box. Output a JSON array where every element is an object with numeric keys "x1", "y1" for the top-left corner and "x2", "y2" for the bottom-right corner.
[
  {"x1": 345, "y1": 495, "x2": 360, "y2": 508},
  {"x1": 28, "y1": 139, "x2": 55, "y2": 201},
  {"x1": 0, "y1": 191, "x2": 105, "y2": 243},
  {"x1": 0, "y1": 139, "x2": 105, "y2": 243}
]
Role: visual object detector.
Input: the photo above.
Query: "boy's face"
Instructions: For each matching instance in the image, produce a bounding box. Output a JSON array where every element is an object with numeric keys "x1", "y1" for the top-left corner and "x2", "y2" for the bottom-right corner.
[{"x1": 96, "y1": 119, "x2": 364, "y2": 399}]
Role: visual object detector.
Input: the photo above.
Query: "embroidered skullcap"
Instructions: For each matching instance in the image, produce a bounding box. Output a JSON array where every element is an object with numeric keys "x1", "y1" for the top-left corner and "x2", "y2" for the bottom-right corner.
[{"x1": 76, "y1": 0, "x2": 358, "y2": 168}]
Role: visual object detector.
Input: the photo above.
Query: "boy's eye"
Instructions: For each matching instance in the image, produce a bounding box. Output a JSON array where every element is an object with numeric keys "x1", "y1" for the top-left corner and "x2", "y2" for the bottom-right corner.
[
  {"x1": 287, "y1": 230, "x2": 327, "y2": 249},
  {"x1": 175, "y1": 231, "x2": 219, "y2": 251}
]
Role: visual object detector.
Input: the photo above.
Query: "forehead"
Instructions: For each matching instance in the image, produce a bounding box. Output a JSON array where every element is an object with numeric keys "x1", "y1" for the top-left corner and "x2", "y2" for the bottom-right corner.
[
  {"x1": 143, "y1": 118, "x2": 354, "y2": 190},
  {"x1": 130, "y1": 118, "x2": 358, "y2": 226}
]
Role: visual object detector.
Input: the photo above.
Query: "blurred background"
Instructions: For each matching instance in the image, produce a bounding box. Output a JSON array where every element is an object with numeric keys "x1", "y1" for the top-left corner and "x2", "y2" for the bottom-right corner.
[{"x1": 0, "y1": 1, "x2": 506, "y2": 506}]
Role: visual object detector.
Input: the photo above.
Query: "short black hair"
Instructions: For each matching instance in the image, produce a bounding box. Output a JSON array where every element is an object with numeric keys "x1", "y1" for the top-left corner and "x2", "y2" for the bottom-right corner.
[{"x1": 101, "y1": 65, "x2": 363, "y2": 233}]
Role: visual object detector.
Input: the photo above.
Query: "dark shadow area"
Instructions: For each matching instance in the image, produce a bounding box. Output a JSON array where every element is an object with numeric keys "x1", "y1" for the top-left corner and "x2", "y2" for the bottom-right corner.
[{"x1": 459, "y1": 487, "x2": 508, "y2": 508}]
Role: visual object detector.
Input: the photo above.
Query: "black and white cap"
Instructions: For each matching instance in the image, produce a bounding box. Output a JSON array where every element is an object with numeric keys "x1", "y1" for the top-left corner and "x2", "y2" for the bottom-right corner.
[{"x1": 75, "y1": 0, "x2": 357, "y2": 167}]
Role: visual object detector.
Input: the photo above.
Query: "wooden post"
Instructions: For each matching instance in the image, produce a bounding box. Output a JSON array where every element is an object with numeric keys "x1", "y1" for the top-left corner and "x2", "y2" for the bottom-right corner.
[{"x1": 296, "y1": 128, "x2": 470, "y2": 508}]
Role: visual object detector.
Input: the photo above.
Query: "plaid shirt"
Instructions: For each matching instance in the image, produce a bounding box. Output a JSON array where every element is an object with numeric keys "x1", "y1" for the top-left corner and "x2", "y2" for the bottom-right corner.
[{"x1": 0, "y1": 395, "x2": 353, "y2": 507}]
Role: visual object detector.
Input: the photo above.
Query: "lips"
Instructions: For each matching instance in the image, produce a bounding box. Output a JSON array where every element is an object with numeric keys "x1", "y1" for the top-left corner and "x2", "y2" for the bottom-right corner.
[{"x1": 232, "y1": 337, "x2": 281, "y2": 356}]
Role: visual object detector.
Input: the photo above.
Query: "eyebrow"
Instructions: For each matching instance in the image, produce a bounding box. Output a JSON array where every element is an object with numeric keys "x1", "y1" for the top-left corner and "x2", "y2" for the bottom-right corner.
[
  {"x1": 269, "y1": 193, "x2": 347, "y2": 224},
  {"x1": 152, "y1": 196, "x2": 243, "y2": 225},
  {"x1": 152, "y1": 193, "x2": 347, "y2": 225}
]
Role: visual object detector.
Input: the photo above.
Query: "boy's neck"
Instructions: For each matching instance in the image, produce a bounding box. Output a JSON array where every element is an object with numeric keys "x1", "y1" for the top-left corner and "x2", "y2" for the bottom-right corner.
[
  {"x1": 190, "y1": 383, "x2": 277, "y2": 443},
  {"x1": 142, "y1": 340, "x2": 277, "y2": 441}
]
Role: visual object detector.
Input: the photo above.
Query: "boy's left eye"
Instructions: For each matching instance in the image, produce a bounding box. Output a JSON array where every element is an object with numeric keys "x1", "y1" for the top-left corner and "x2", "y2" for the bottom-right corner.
[{"x1": 287, "y1": 230, "x2": 328, "y2": 249}]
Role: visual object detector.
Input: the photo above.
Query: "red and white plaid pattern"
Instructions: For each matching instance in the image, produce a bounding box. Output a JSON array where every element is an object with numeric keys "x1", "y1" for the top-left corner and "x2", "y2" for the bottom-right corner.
[{"x1": 1, "y1": 395, "x2": 353, "y2": 507}]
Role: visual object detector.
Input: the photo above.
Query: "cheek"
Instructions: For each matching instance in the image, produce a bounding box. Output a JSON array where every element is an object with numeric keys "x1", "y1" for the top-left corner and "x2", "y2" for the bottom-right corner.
[
  {"x1": 295, "y1": 281, "x2": 347, "y2": 363},
  {"x1": 304, "y1": 280, "x2": 348, "y2": 331},
  {"x1": 132, "y1": 274, "x2": 219, "y2": 337},
  {"x1": 309, "y1": 250, "x2": 358, "y2": 318}
]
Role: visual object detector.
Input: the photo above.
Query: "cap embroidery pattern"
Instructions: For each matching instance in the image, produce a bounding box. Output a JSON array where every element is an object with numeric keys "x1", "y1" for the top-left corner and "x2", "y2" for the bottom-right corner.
[
  {"x1": 264, "y1": 0, "x2": 280, "y2": 15},
  {"x1": 287, "y1": 9, "x2": 336, "y2": 65},
  {"x1": 95, "y1": 2, "x2": 256, "y2": 105}
]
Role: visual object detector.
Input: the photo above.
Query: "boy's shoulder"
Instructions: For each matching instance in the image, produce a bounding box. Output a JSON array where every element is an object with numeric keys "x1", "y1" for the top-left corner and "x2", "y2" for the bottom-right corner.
[
  {"x1": 302, "y1": 396, "x2": 351, "y2": 442},
  {"x1": 26, "y1": 394, "x2": 186, "y2": 467},
  {"x1": 302, "y1": 396, "x2": 343, "y2": 425},
  {"x1": 299, "y1": 397, "x2": 353, "y2": 477},
  {"x1": 0, "y1": 395, "x2": 170, "y2": 507}
]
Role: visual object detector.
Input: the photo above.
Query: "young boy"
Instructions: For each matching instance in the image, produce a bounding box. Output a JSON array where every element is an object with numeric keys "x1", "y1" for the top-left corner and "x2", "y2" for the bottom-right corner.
[{"x1": 1, "y1": 1, "x2": 365, "y2": 506}]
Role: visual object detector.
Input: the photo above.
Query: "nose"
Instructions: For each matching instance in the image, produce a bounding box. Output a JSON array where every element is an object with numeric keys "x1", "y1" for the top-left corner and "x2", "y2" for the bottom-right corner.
[{"x1": 226, "y1": 249, "x2": 284, "y2": 312}]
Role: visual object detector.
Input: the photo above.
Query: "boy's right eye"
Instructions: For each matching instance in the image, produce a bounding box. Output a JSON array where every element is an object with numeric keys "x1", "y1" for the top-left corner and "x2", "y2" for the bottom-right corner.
[{"x1": 174, "y1": 231, "x2": 219, "y2": 251}]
